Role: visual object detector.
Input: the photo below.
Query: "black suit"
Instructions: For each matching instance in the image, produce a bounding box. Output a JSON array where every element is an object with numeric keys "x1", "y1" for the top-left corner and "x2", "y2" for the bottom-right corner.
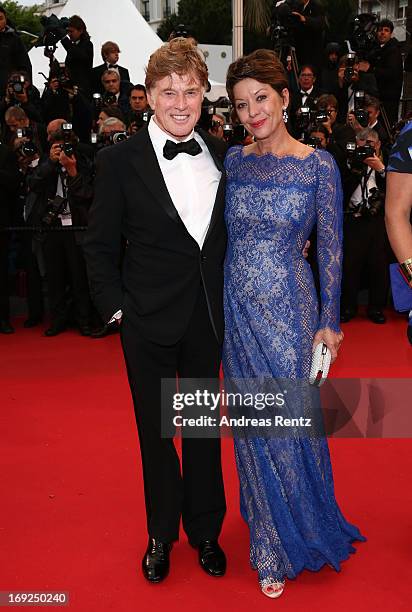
[
  {"x1": 92, "y1": 63, "x2": 131, "y2": 94},
  {"x1": 0, "y1": 144, "x2": 20, "y2": 322},
  {"x1": 368, "y1": 38, "x2": 403, "y2": 125},
  {"x1": 83, "y1": 126, "x2": 227, "y2": 543}
]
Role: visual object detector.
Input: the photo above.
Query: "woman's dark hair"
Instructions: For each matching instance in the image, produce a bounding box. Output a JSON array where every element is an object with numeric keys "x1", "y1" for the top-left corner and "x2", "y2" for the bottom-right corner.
[
  {"x1": 226, "y1": 49, "x2": 289, "y2": 104},
  {"x1": 68, "y1": 15, "x2": 90, "y2": 39}
]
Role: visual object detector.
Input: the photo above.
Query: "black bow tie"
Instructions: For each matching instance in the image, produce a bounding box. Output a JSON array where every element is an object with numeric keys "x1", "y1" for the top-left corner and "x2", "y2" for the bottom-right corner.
[
  {"x1": 108, "y1": 64, "x2": 118, "y2": 69},
  {"x1": 163, "y1": 138, "x2": 202, "y2": 160}
]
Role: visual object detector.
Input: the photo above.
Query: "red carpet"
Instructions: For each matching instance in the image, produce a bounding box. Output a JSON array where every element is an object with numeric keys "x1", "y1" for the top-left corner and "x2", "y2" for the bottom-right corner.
[{"x1": 1, "y1": 310, "x2": 411, "y2": 611}]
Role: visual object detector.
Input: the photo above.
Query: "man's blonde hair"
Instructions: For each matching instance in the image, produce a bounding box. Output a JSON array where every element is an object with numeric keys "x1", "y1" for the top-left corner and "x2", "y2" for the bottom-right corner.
[{"x1": 145, "y1": 37, "x2": 208, "y2": 91}]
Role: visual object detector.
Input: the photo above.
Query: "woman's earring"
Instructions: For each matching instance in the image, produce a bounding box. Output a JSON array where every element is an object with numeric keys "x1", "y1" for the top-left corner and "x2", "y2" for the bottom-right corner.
[{"x1": 282, "y1": 107, "x2": 288, "y2": 123}]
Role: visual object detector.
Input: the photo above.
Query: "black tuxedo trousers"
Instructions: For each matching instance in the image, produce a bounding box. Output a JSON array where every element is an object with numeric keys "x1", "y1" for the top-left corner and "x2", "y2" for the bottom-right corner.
[{"x1": 121, "y1": 282, "x2": 225, "y2": 543}]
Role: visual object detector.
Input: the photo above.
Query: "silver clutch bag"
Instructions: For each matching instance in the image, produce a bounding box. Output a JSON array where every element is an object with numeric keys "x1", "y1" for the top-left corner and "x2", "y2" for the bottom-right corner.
[{"x1": 309, "y1": 343, "x2": 331, "y2": 387}]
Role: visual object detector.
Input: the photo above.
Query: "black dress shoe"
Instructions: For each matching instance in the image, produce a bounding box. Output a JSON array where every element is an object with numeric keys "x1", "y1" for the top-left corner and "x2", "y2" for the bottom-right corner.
[
  {"x1": 340, "y1": 308, "x2": 355, "y2": 323},
  {"x1": 0, "y1": 320, "x2": 14, "y2": 334},
  {"x1": 78, "y1": 325, "x2": 91, "y2": 336},
  {"x1": 44, "y1": 325, "x2": 65, "y2": 337},
  {"x1": 195, "y1": 540, "x2": 226, "y2": 577},
  {"x1": 142, "y1": 538, "x2": 172, "y2": 583},
  {"x1": 90, "y1": 322, "x2": 119, "y2": 338},
  {"x1": 367, "y1": 310, "x2": 386, "y2": 324},
  {"x1": 24, "y1": 316, "x2": 42, "y2": 328}
]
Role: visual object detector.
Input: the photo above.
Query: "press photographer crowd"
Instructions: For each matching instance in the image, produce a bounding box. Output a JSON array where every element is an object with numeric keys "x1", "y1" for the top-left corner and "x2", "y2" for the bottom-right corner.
[{"x1": 0, "y1": 1, "x2": 411, "y2": 342}]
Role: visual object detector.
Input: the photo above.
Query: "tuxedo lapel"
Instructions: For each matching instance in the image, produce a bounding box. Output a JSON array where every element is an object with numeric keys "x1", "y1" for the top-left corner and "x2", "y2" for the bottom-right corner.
[
  {"x1": 196, "y1": 129, "x2": 226, "y2": 246},
  {"x1": 129, "y1": 128, "x2": 183, "y2": 225}
]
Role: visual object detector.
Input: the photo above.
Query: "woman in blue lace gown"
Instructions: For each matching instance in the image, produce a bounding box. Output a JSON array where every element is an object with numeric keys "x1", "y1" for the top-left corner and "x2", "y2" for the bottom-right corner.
[{"x1": 223, "y1": 50, "x2": 365, "y2": 598}]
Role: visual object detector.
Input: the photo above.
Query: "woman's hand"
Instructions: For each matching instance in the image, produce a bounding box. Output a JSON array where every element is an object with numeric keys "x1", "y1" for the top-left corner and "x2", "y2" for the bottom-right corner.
[{"x1": 312, "y1": 327, "x2": 344, "y2": 363}]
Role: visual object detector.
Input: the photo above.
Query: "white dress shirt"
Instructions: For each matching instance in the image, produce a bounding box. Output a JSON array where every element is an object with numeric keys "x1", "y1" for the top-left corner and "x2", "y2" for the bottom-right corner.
[
  {"x1": 300, "y1": 85, "x2": 314, "y2": 107},
  {"x1": 148, "y1": 118, "x2": 221, "y2": 248},
  {"x1": 350, "y1": 170, "x2": 378, "y2": 209}
]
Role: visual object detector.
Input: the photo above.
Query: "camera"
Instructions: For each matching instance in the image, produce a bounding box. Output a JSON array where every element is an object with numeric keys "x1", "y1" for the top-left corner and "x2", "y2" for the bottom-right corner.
[
  {"x1": 58, "y1": 123, "x2": 76, "y2": 157},
  {"x1": 344, "y1": 52, "x2": 357, "y2": 84},
  {"x1": 346, "y1": 142, "x2": 375, "y2": 172},
  {"x1": 103, "y1": 92, "x2": 117, "y2": 106},
  {"x1": 42, "y1": 195, "x2": 67, "y2": 226},
  {"x1": 366, "y1": 187, "x2": 384, "y2": 216},
  {"x1": 9, "y1": 75, "x2": 25, "y2": 95},
  {"x1": 16, "y1": 127, "x2": 38, "y2": 158},
  {"x1": 130, "y1": 110, "x2": 152, "y2": 129},
  {"x1": 110, "y1": 131, "x2": 128, "y2": 145},
  {"x1": 353, "y1": 90, "x2": 369, "y2": 128},
  {"x1": 95, "y1": 131, "x2": 129, "y2": 148},
  {"x1": 36, "y1": 14, "x2": 69, "y2": 54},
  {"x1": 271, "y1": 0, "x2": 303, "y2": 48},
  {"x1": 306, "y1": 136, "x2": 322, "y2": 149},
  {"x1": 349, "y1": 13, "x2": 378, "y2": 59}
]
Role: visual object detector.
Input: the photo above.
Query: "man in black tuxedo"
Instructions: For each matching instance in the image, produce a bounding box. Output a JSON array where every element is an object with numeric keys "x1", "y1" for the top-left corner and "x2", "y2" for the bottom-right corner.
[
  {"x1": 290, "y1": 64, "x2": 321, "y2": 137},
  {"x1": 83, "y1": 38, "x2": 227, "y2": 583},
  {"x1": 92, "y1": 41, "x2": 130, "y2": 94}
]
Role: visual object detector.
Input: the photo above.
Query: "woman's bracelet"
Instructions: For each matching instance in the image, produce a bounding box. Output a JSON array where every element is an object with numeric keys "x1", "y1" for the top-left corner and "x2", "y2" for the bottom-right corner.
[{"x1": 400, "y1": 257, "x2": 412, "y2": 286}]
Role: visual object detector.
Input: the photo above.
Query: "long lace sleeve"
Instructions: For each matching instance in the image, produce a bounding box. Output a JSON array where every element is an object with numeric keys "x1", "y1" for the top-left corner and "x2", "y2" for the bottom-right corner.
[{"x1": 315, "y1": 151, "x2": 343, "y2": 332}]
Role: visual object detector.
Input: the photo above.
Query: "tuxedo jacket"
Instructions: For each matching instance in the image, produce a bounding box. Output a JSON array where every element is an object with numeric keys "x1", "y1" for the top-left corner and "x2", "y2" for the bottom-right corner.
[
  {"x1": 92, "y1": 63, "x2": 131, "y2": 94},
  {"x1": 83, "y1": 126, "x2": 227, "y2": 345}
]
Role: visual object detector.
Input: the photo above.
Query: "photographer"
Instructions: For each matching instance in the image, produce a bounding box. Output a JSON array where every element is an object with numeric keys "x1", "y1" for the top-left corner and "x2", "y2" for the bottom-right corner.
[
  {"x1": 3, "y1": 105, "x2": 47, "y2": 155},
  {"x1": 60, "y1": 15, "x2": 93, "y2": 98},
  {"x1": 273, "y1": 0, "x2": 326, "y2": 74},
  {"x1": 0, "y1": 5, "x2": 32, "y2": 96},
  {"x1": 315, "y1": 94, "x2": 356, "y2": 154},
  {"x1": 336, "y1": 54, "x2": 378, "y2": 124},
  {"x1": 360, "y1": 19, "x2": 403, "y2": 126},
  {"x1": 347, "y1": 94, "x2": 390, "y2": 157},
  {"x1": 290, "y1": 64, "x2": 320, "y2": 136},
  {"x1": 98, "y1": 117, "x2": 127, "y2": 145},
  {"x1": 0, "y1": 70, "x2": 42, "y2": 124},
  {"x1": 0, "y1": 139, "x2": 20, "y2": 333},
  {"x1": 26, "y1": 128, "x2": 94, "y2": 336},
  {"x1": 319, "y1": 42, "x2": 341, "y2": 97},
  {"x1": 341, "y1": 128, "x2": 389, "y2": 324},
  {"x1": 101, "y1": 69, "x2": 131, "y2": 115},
  {"x1": 208, "y1": 113, "x2": 225, "y2": 140},
  {"x1": 9, "y1": 133, "x2": 45, "y2": 328},
  {"x1": 92, "y1": 41, "x2": 131, "y2": 95},
  {"x1": 41, "y1": 64, "x2": 93, "y2": 143},
  {"x1": 126, "y1": 85, "x2": 150, "y2": 135}
]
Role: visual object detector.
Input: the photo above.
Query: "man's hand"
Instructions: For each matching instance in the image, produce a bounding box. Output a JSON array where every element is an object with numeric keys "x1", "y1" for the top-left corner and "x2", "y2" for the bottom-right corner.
[
  {"x1": 59, "y1": 150, "x2": 77, "y2": 176},
  {"x1": 357, "y1": 60, "x2": 370, "y2": 72},
  {"x1": 364, "y1": 154, "x2": 385, "y2": 173},
  {"x1": 14, "y1": 90, "x2": 29, "y2": 104},
  {"x1": 347, "y1": 112, "x2": 361, "y2": 131},
  {"x1": 292, "y1": 11, "x2": 306, "y2": 23},
  {"x1": 50, "y1": 143, "x2": 62, "y2": 162},
  {"x1": 128, "y1": 121, "x2": 138, "y2": 135}
]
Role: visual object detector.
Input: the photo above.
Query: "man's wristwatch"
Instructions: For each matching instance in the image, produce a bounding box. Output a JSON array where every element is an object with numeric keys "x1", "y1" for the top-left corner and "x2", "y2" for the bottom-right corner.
[{"x1": 377, "y1": 167, "x2": 386, "y2": 176}]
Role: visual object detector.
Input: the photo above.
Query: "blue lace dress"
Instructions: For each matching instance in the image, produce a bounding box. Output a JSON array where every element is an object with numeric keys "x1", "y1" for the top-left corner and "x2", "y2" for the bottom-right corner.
[{"x1": 223, "y1": 146, "x2": 365, "y2": 588}]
